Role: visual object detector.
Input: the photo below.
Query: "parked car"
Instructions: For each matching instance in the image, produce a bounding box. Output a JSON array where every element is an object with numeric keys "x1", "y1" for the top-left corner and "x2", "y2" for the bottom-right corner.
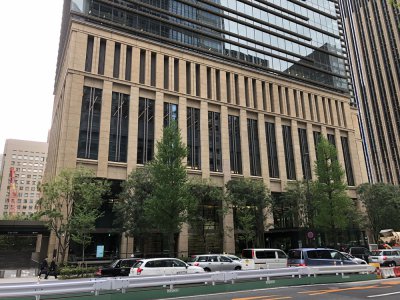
[
  {"x1": 95, "y1": 258, "x2": 141, "y2": 277},
  {"x1": 340, "y1": 252, "x2": 367, "y2": 264},
  {"x1": 241, "y1": 248, "x2": 287, "y2": 269},
  {"x1": 129, "y1": 258, "x2": 205, "y2": 276},
  {"x1": 188, "y1": 254, "x2": 242, "y2": 272},
  {"x1": 368, "y1": 249, "x2": 400, "y2": 267},
  {"x1": 225, "y1": 254, "x2": 242, "y2": 262},
  {"x1": 348, "y1": 247, "x2": 370, "y2": 262},
  {"x1": 287, "y1": 248, "x2": 358, "y2": 267}
]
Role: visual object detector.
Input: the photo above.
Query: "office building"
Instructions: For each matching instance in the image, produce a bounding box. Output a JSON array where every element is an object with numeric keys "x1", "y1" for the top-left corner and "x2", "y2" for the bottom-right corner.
[
  {"x1": 0, "y1": 140, "x2": 48, "y2": 216},
  {"x1": 340, "y1": 0, "x2": 400, "y2": 184},
  {"x1": 46, "y1": 0, "x2": 368, "y2": 259}
]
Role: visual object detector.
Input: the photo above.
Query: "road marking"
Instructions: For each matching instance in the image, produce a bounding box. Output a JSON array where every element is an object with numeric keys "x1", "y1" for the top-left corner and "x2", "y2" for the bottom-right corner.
[
  {"x1": 381, "y1": 280, "x2": 400, "y2": 285},
  {"x1": 299, "y1": 285, "x2": 382, "y2": 295},
  {"x1": 368, "y1": 291, "x2": 400, "y2": 298},
  {"x1": 232, "y1": 296, "x2": 290, "y2": 300},
  {"x1": 232, "y1": 296, "x2": 277, "y2": 300}
]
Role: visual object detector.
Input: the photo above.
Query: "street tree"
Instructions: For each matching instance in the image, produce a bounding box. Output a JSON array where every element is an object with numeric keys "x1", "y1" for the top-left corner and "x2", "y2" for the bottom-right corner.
[
  {"x1": 280, "y1": 180, "x2": 316, "y2": 229},
  {"x1": 357, "y1": 183, "x2": 400, "y2": 242},
  {"x1": 226, "y1": 178, "x2": 271, "y2": 248},
  {"x1": 145, "y1": 122, "x2": 191, "y2": 256},
  {"x1": 313, "y1": 136, "x2": 354, "y2": 246},
  {"x1": 187, "y1": 180, "x2": 226, "y2": 253},
  {"x1": 38, "y1": 167, "x2": 110, "y2": 263},
  {"x1": 113, "y1": 167, "x2": 154, "y2": 254}
]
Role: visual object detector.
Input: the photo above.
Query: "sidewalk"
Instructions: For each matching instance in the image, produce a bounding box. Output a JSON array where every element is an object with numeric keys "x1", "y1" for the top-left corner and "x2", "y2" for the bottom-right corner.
[
  {"x1": 0, "y1": 276, "x2": 59, "y2": 285},
  {"x1": 0, "y1": 269, "x2": 58, "y2": 285}
]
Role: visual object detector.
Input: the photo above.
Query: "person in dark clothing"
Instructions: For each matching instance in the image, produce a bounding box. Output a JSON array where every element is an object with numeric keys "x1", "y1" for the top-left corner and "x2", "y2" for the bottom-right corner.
[
  {"x1": 45, "y1": 257, "x2": 58, "y2": 279},
  {"x1": 38, "y1": 257, "x2": 48, "y2": 278}
]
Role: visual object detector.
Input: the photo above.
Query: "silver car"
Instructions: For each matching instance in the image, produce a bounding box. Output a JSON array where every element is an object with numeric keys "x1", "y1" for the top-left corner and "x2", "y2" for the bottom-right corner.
[
  {"x1": 369, "y1": 250, "x2": 400, "y2": 267},
  {"x1": 189, "y1": 254, "x2": 242, "y2": 272}
]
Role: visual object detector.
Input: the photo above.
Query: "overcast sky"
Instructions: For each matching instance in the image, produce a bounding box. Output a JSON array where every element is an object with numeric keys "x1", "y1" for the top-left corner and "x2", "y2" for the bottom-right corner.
[{"x1": 0, "y1": 0, "x2": 64, "y2": 152}]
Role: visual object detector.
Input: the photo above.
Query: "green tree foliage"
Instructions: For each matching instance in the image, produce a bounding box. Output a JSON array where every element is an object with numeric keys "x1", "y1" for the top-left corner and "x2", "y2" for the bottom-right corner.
[
  {"x1": 113, "y1": 167, "x2": 154, "y2": 254},
  {"x1": 226, "y1": 178, "x2": 271, "y2": 248},
  {"x1": 313, "y1": 137, "x2": 354, "y2": 244},
  {"x1": 357, "y1": 183, "x2": 400, "y2": 242},
  {"x1": 187, "y1": 180, "x2": 226, "y2": 253},
  {"x1": 145, "y1": 122, "x2": 191, "y2": 255},
  {"x1": 37, "y1": 167, "x2": 110, "y2": 262},
  {"x1": 389, "y1": 0, "x2": 400, "y2": 8},
  {"x1": 280, "y1": 180, "x2": 316, "y2": 229}
]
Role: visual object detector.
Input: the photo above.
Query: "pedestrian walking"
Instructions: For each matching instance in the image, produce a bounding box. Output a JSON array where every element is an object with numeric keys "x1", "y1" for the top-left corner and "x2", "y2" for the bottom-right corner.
[
  {"x1": 45, "y1": 257, "x2": 58, "y2": 279},
  {"x1": 38, "y1": 257, "x2": 48, "y2": 278}
]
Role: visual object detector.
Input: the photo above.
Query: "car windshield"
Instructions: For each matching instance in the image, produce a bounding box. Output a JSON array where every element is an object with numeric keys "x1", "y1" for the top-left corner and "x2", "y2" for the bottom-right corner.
[
  {"x1": 109, "y1": 260, "x2": 120, "y2": 268},
  {"x1": 371, "y1": 251, "x2": 383, "y2": 256},
  {"x1": 188, "y1": 256, "x2": 197, "y2": 263},
  {"x1": 227, "y1": 255, "x2": 240, "y2": 261},
  {"x1": 132, "y1": 261, "x2": 143, "y2": 268}
]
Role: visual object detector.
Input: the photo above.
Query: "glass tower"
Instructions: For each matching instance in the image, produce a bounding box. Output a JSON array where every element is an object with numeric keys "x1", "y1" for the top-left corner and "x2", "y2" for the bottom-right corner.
[{"x1": 69, "y1": 0, "x2": 349, "y2": 92}]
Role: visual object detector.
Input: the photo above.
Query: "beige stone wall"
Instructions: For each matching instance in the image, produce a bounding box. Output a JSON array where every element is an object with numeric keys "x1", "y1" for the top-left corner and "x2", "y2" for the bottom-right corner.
[{"x1": 46, "y1": 21, "x2": 368, "y2": 257}]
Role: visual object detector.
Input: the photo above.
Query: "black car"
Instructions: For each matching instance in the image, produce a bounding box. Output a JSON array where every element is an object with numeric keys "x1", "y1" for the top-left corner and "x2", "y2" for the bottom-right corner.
[
  {"x1": 348, "y1": 247, "x2": 370, "y2": 262},
  {"x1": 95, "y1": 258, "x2": 141, "y2": 277}
]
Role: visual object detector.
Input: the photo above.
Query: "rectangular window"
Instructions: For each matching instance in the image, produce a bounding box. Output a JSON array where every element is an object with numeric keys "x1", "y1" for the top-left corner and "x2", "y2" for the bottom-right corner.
[
  {"x1": 261, "y1": 82, "x2": 267, "y2": 110},
  {"x1": 125, "y1": 46, "x2": 132, "y2": 81},
  {"x1": 208, "y1": 111, "x2": 222, "y2": 172},
  {"x1": 139, "y1": 49, "x2": 146, "y2": 84},
  {"x1": 77, "y1": 86, "x2": 102, "y2": 160},
  {"x1": 341, "y1": 136, "x2": 355, "y2": 186},
  {"x1": 195, "y1": 64, "x2": 201, "y2": 96},
  {"x1": 215, "y1": 70, "x2": 221, "y2": 101},
  {"x1": 137, "y1": 98, "x2": 155, "y2": 164},
  {"x1": 244, "y1": 77, "x2": 249, "y2": 107},
  {"x1": 164, "y1": 56, "x2": 169, "y2": 89},
  {"x1": 228, "y1": 115, "x2": 242, "y2": 174},
  {"x1": 174, "y1": 58, "x2": 179, "y2": 92},
  {"x1": 235, "y1": 74, "x2": 240, "y2": 105},
  {"x1": 113, "y1": 43, "x2": 121, "y2": 78},
  {"x1": 282, "y1": 125, "x2": 296, "y2": 180},
  {"x1": 187, "y1": 107, "x2": 201, "y2": 169},
  {"x1": 164, "y1": 102, "x2": 178, "y2": 127},
  {"x1": 98, "y1": 39, "x2": 106, "y2": 75},
  {"x1": 109, "y1": 92, "x2": 129, "y2": 162},
  {"x1": 327, "y1": 133, "x2": 336, "y2": 147},
  {"x1": 85, "y1": 35, "x2": 94, "y2": 72},
  {"x1": 226, "y1": 72, "x2": 231, "y2": 103},
  {"x1": 151, "y1": 52, "x2": 157, "y2": 86},
  {"x1": 265, "y1": 122, "x2": 279, "y2": 178},
  {"x1": 186, "y1": 62, "x2": 191, "y2": 94},
  {"x1": 252, "y1": 79, "x2": 258, "y2": 109},
  {"x1": 298, "y1": 128, "x2": 311, "y2": 180},
  {"x1": 207, "y1": 67, "x2": 212, "y2": 99},
  {"x1": 313, "y1": 131, "x2": 321, "y2": 158},
  {"x1": 248, "y1": 119, "x2": 261, "y2": 176},
  {"x1": 269, "y1": 83, "x2": 275, "y2": 112}
]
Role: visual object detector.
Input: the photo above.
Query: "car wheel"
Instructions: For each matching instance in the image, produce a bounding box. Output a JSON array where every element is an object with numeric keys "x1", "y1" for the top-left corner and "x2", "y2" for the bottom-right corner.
[
  {"x1": 234, "y1": 266, "x2": 241, "y2": 271},
  {"x1": 204, "y1": 268, "x2": 211, "y2": 272}
]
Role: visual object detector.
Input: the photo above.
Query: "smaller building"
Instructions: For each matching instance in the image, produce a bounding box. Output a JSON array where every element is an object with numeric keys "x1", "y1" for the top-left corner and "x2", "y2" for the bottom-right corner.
[{"x1": 0, "y1": 139, "x2": 48, "y2": 217}]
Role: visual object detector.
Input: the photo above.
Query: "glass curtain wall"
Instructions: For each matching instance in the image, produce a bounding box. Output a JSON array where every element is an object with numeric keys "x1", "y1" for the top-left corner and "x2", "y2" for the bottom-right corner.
[{"x1": 70, "y1": 0, "x2": 349, "y2": 91}]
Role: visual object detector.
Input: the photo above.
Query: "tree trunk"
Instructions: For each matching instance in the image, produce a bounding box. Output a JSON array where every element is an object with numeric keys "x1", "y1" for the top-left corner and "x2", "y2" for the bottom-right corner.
[{"x1": 168, "y1": 233, "x2": 175, "y2": 257}]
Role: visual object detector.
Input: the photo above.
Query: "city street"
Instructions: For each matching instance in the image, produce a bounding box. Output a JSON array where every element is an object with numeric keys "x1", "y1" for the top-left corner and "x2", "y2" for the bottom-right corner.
[{"x1": 164, "y1": 278, "x2": 400, "y2": 300}]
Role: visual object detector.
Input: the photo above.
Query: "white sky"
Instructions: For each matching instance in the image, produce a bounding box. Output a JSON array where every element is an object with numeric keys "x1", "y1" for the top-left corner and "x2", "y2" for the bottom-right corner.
[{"x1": 0, "y1": 0, "x2": 64, "y2": 152}]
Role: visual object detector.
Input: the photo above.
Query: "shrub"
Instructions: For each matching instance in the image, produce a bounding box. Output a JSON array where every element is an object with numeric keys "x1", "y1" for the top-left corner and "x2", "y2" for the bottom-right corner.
[{"x1": 59, "y1": 266, "x2": 97, "y2": 279}]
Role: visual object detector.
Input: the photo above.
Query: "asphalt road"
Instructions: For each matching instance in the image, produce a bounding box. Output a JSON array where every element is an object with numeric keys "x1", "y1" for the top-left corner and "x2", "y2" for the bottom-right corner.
[{"x1": 163, "y1": 278, "x2": 400, "y2": 300}]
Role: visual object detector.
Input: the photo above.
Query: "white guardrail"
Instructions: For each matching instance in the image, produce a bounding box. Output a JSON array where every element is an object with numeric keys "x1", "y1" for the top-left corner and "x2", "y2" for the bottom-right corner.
[{"x1": 0, "y1": 264, "x2": 375, "y2": 299}]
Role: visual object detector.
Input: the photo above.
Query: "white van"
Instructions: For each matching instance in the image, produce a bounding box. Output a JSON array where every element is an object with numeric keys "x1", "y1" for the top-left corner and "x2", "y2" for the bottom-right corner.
[{"x1": 241, "y1": 248, "x2": 287, "y2": 269}]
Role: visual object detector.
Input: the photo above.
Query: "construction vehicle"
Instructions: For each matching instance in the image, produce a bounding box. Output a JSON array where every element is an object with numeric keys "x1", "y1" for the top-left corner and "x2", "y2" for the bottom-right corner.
[{"x1": 379, "y1": 229, "x2": 400, "y2": 246}]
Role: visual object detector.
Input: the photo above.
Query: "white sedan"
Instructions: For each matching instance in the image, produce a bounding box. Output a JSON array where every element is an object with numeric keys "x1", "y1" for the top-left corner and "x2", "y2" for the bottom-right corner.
[
  {"x1": 341, "y1": 252, "x2": 367, "y2": 264},
  {"x1": 129, "y1": 258, "x2": 205, "y2": 276}
]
